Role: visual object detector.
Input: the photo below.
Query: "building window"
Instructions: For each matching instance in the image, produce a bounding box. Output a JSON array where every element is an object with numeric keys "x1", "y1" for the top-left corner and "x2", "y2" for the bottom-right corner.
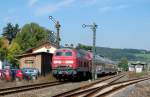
[{"x1": 25, "y1": 60, "x2": 34, "y2": 64}]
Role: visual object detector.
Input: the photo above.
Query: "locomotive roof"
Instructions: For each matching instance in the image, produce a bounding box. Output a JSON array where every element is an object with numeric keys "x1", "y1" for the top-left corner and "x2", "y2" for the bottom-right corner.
[
  {"x1": 57, "y1": 48, "x2": 115, "y2": 65},
  {"x1": 95, "y1": 55, "x2": 115, "y2": 65},
  {"x1": 57, "y1": 48, "x2": 76, "y2": 51},
  {"x1": 57, "y1": 48, "x2": 89, "y2": 53}
]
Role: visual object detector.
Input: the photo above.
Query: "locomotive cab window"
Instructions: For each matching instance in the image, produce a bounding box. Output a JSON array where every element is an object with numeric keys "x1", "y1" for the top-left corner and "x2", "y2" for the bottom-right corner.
[
  {"x1": 65, "y1": 52, "x2": 72, "y2": 56},
  {"x1": 56, "y1": 52, "x2": 63, "y2": 56}
]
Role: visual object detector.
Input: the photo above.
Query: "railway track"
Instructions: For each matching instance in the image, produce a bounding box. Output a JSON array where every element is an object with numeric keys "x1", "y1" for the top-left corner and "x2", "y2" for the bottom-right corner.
[
  {"x1": 87, "y1": 76, "x2": 150, "y2": 97},
  {"x1": 53, "y1": 74, "x2": 125, "y2": 97},
  {"x1": 0, "y1": 81, "x2": 65, "y2": 96},
  {"x1": 53, "y1": 75, "x2": 150, "y2": 97}
]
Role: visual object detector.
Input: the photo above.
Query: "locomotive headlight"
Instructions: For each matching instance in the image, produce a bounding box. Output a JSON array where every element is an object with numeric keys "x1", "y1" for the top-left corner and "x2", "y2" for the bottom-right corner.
[
  {"x1": 65, "y1": 60, "x2": 74, "y2": 64},
  {"x1": 53, "y1": 60, "x2": 61, "y2": 64}
]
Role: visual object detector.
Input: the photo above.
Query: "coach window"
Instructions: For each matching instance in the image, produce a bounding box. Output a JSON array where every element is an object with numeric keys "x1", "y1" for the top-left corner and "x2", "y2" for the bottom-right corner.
[
  {"x1": 65, "y1": 52, "x2": 72, "y2": 56},
  {"x1": 87, "y1": 62, "x2": 89, "y2": 66},
  {"x1": 80, "y1": 61, "x2": 83, "y2": 67},
  {"x1": 78, "y1": 61, "x2": 80, "y2": 65},
  {"x1": 84, "y1": 62, "x2": 86, "y2": 67},
  {"x1": 80, "y1": 61, "x2": 81, "y2": 66}
]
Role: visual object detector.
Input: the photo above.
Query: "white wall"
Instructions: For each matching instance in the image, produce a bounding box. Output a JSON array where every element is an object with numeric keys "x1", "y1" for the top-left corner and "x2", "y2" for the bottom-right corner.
[
  {"x1": 33, "y1": 46, "x2": 56, "y2": 54},
  {"x1": 129, "y1": 67, "x2": 135, "y2": 72},
  {"x1": 136, "y1": 67, "x2": 142, "y2": 73},
  {"x1": 0, "y1": 60, "x2": 2, "y2": 69},
  {"x1": 135, "y1": 65, "x2": 143, "y2": 73}
]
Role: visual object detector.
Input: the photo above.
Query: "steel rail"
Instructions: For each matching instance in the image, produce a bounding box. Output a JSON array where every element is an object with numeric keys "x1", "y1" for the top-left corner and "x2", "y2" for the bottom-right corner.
[
  {"x1": 0, "y1": 81, "x2": 65, "y2": 96},
  {"x1": 53, "y1": 73, "x2": 125, "y2": 97},
  {"x1": 86, "y1": 76, "x2": 150, "y2": 97},
  {"x1": 61, "y1": 75, "x2": 125, "y2": 97}
]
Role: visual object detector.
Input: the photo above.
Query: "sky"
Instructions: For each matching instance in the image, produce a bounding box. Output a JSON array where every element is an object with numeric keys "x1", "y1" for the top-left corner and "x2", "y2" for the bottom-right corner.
[{"x1": 0, "y1": 0, "x2": 150, "y2": 50}]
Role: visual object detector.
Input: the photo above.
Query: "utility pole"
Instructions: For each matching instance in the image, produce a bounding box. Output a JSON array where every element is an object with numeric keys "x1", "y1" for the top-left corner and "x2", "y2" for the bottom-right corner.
[
  {"x1": 49, "y1": 16, "x2": 61, "y2": 48},
  {"x1": 82, "y1": 22, "x2": 98, "y2": 80}
]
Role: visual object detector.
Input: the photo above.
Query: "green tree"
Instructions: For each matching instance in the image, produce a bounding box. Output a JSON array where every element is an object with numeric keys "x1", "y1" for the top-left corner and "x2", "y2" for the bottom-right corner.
[
  {"x1": 2, "y1": 23, "x2": 20, "y2": 44},
  {"x1": 0, "y1": 48, "x2": 7, "y2": 61},
  {"x1": 1, "y1": 22, "x2": 55, "y2": 65},
  {"x1": 7, "y1": 41, "x2": 21, "y2": 65},
  {"x1": 76, "y1": 43, "x2": 92, "y2": 50},
  {"x1": 118, "y1": 57, "x2": 128, "y2": 71},
  {"x1": 15, "y1": 22, "x2": 54, "y2": 51},
  {"x1": 0, "y1": 37, "x2": 7, "y2": 61},
  {"x1": 0, "y1": 37, "x2": 3, "y2": 48}
]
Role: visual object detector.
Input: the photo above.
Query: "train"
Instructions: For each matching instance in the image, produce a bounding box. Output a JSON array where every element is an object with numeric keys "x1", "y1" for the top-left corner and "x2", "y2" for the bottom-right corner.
[
  {"x1": 94, "y1": 55, "x2": 117, "y2": 76},
  {"x1": 52, "y1": 48, "x2": 117, "y2": 81}
]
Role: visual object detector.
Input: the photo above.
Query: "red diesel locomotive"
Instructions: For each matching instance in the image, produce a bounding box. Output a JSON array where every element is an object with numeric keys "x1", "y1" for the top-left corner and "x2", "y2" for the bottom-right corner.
[{"x1": 52, "y1": 48, "x2": 92, "y2": 80}]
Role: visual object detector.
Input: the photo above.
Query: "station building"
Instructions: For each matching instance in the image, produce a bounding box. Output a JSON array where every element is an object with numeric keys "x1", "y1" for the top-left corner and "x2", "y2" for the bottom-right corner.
[
  {"x1": 128, "y1": 61, "x2": 147, "y2": 73},
  {"x1": 18, "y1": 41, "x2": 57, "y2": 75}
]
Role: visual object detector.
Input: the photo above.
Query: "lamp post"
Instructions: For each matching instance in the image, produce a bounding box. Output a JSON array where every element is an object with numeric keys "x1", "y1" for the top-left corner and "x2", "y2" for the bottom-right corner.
[
  {"x1": 82, "y1": 22, "x2": 98, "y2": 80},
  {"x1": 49, "y1": 16, "x2": 61, "y2": 48}
]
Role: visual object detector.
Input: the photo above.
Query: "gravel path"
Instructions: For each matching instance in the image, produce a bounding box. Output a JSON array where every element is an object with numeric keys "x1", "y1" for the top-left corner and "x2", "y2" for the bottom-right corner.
[
  {"x1": 1, "y1": 80, "x2": 91, "y2": 97},
  {"x1": 0, "y1": 74, "x2": 124, "y2": 97},
  {"x1": 0, "y1": 74, "x2": 56, "y2": 89},
  {"x1": 109, "y1": 79, "x2": 150, "y2": 97},
  {"x1": 1, "y1": 72, "x2": 150, "y2": 97}
]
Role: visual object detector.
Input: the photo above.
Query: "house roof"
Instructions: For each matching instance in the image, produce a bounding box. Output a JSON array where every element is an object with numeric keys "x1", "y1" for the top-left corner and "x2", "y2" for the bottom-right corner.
[
  {"x1": 130, "y1": 61, "x2": 147, "y2": 65},
  {"x1": 24, "y1": 41, "x2": 57, "y2": 54},
  {"x1": 17, "y1": 52, "x2": 53, "y2": 58}
]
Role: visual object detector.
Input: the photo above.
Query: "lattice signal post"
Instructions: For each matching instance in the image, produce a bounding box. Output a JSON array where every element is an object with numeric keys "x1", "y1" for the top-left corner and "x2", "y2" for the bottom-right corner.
[
  {"x1": 49, "y1": 16, "x2": 61, "y2": 48},
  {"x1": 82, "y1": 22, "x2": 98, "y2": 80}
]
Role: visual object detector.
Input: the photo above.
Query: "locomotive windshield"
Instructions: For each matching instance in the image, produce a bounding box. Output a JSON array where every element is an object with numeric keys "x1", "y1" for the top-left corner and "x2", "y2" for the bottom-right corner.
[
  {"x1": 55, "y1": 51, "x2": 72, "y2": 56},
  {"x1": 65, "y1": 52, "x2": 72, "y2": 56},
  {"x1": 56, "y1": 52, "x2": 63, "y2": 56}
]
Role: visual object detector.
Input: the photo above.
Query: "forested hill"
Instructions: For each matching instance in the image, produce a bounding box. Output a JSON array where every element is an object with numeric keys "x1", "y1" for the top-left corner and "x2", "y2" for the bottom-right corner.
[
  {"x1": 76, "y1": 44, "x2": 150, "y2": 61},
  {"x1": 95, "y1": 47, "x2": 150, "y2": 61}
]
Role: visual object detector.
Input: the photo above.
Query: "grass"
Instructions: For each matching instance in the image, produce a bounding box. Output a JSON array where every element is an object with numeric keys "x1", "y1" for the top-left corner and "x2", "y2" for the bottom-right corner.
[
  {"x1": 135, "y1": 71, "x2": 148, "y2": 76},
  {"x1": 135, "y1": 53, "x2": 150, "y2": 61},
  {"x1": 128, "y1": 71, "x2": 148, "y2": 79},
  {"x1": 127, "y1": 81, "x2": 150, "y2": 97},
  {"x1": 36, "y1": 73, "x2": 57, "y2": 82}
]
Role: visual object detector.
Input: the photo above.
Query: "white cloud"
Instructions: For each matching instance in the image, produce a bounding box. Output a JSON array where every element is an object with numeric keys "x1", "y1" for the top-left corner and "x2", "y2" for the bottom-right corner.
[
  {"x1": 33, "y1": 0, "x2": 128, "y2": 16},
  {"x1": 8, "y1": 9, "x2": 16, "y2": 14},
  {"x1": 3, "y1": 15, "x2": 19, "y2": 23},
  {"x1": 28, "y1": 0, "x2": 38, "y2": 6},
  {"x1": 3, "y1": 16, "x2": 18, "y2": 23},
  {"x1": 116, "y1": 5, "x2": 128, "y2": 9},
  {"x1": 99, "y1": 4, "x2": 129, "y2": 13},
  {"x1": 35, "y1": 0, "x2": 75, "y2": 16},
  {"x1": 81, "y1": 0, "x2": 98, "y2": 6},
  {"x1": 99, "y1": 6, "x2": 113, "y2": 13},
  {"x1": 2, "y1": 9, "x2": 18, "y2": 23}
]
